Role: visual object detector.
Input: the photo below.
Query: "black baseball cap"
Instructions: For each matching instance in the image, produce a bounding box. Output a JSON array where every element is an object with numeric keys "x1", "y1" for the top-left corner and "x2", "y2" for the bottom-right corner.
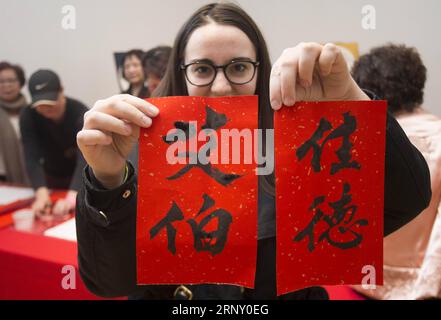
[{"x1": 28, "y1": 69, "x2": 61, "y2": 107}]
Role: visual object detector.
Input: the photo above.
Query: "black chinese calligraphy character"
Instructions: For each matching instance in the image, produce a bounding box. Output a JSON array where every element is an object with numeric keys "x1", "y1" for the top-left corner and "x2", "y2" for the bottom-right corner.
[
  {"x1": 296, "y1": 112, "x2": 361, "y2": 175},
  {"x1": 149, "y1": 194, "x2": 233, "y2": 256},
  {"x1": 167, "y1": 156, "x2": 241, "y2": 186},
  {"x1": 149, "y1": 201, "x2": 184, "y2": 254},
  {"x1": 164, "y1": 105, "x2": 241, "y2": 185},
  {"x1": 187, "y1": 194, "x2": 233, "y2": 256},
  {"x1": 201, "y1": 105, "x2": 228, "y2": 130},
  {"x1": 293, "y1": 183, "x2": 368, "y2": 252},
  {"x1": 163, "y1": 121, "x2": 197, "y2": 144}
]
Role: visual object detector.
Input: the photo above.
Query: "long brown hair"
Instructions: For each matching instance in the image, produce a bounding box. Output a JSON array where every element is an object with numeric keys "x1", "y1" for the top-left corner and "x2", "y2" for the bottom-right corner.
[{"x1": 154, "y1": 2, "x2": 275, "y2": 195}]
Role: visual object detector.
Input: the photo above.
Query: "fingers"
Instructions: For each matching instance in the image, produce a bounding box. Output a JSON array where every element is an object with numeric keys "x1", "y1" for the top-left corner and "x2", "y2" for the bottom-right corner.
[
  {"x1": 270, "y1": 46, "x2": 302, "y2": 109},
  {"x1": 271, "y1": 42, "x2": 345, "y2": 110},
  {"x1": 271, "y1": 47, "x2": 303, "y2": 109},
  {"x1": 93, "y1": 98, "x2": 153, "y2": 128},
  {"x1": 33, "y1": 200, "x2": 52, "y2": 217},
  {"x1": 52, "y1": 199, "x2": 71, "y2": 217},
  {"x1": 87, "y1": 94, "x2": 160, "y2": 130},
  {"x1": 119, "y1": 94, "x2": 159, "y2": 118},
  {"x1": 280, "y1": 56, "x2": 297, "y2": 107},
  {"x1": 269, "y1": 65, "x2": 283, "y2": 110},
  {"x1": 318, "y1": 43, "x2": 340, "y2": 76},
  {"x1": 79, "y1": 94, "x2": 158, "y2": 147},
  {"x1": 31, "y1": 201, "x2": 44, "y2": 214},
  {"x1": 298, "y1": 43, "x2": 322, "y2": 86},
  {"x1": 52, "y1": 201, "x2": 63, "y2": 216},
  {"x1": 77, "y1": 129, "x2": 112, "y2": 147},
  {"x1": 84, "y1": 111, "x2": 133, "y2": 136}
]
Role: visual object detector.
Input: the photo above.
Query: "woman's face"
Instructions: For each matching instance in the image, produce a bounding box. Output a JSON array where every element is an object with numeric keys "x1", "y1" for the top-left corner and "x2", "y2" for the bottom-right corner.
[
  {"x1": 183, "y1": 23, "x2": 258, "y2": 97},
  {"x1": 0, "y1": 68, "x2": 22, "y2": 102},
  {"x1": 123, "y1": 55, "x2": 144, "y2": 85},
  {"x1": 146, "y1": 73, "x2": 161, "y2": 93}
]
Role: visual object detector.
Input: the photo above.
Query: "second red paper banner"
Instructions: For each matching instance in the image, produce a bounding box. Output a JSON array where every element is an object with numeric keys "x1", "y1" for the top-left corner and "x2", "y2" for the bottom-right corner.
[{"x1": 275, "y1": 100, "x2": 386, "y2": 295}]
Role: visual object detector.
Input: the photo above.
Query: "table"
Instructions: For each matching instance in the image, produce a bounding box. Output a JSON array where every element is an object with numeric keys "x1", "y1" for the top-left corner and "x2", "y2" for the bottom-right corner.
[{"x1": 0, "y1": 187, "x2": 121, "y2": 300}]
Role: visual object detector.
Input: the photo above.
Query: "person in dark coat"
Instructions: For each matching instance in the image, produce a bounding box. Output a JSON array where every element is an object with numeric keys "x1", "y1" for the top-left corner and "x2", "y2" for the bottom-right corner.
[{"x1": 75, "y1": 2, "x2": 431, "y2": 300}]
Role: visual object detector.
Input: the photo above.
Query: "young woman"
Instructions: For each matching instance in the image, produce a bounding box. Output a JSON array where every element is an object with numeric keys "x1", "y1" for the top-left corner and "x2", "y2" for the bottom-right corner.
[
  {"x1": 76, "y1": 2, "x2": 431, "y2": 299},
  {"x1": 121, "y1": 49, "x2": 150, "y2": 99}
]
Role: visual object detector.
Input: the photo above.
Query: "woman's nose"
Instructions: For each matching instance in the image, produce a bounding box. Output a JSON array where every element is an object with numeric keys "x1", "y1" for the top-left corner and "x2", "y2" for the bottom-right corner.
[{"x1": 210, "y1": 69, "x2": 232, "y2": 96}]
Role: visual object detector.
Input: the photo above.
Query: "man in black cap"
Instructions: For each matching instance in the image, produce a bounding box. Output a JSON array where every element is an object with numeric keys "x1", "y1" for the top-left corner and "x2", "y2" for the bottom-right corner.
[{"x1": 20, "y1": 69, "x2": 88, "y2": 218}]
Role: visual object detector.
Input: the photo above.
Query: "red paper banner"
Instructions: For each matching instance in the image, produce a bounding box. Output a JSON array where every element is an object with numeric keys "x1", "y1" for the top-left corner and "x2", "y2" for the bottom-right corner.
[
  {"x1": 137, "y1": 96, "x2": 258, "y2": 288},
  {"x1": 275, "y1": 101, "x2": 386, "y2": 295}
]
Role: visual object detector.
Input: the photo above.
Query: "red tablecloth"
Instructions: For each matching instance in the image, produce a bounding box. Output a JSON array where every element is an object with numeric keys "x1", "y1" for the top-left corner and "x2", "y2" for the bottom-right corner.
[
  {"x1": 0, "y1": 226, "x2": 365, "y2": 300},
  {"x1": 0, "y1": 227, "x2": 109, "y2": 300},
  {"x1": 0, "y1": 188, "x2": 123, "y2": 300},
  {"x1": 324, "y1": 285, "x2": 367, "y2": 300}
]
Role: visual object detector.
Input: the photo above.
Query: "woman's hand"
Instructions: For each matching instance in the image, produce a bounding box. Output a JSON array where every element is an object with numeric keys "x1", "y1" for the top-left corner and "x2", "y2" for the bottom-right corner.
[
  {"x1": 77, "y1": 94, "x2": 159, "y2": 189},
  {"x1": 52, "y1": 190, "x2": 77, "y2": 218},
  {"x1": 32, "y1": 186, "x2": 52, "y2": 217},
  {"x1": 270, "y1": 42, "x2": 369, "y2": 110}
]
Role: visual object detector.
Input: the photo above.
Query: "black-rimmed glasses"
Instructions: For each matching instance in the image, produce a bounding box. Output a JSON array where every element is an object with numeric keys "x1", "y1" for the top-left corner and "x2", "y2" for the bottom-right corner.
[{"x1": 181, "y1": 59, "x2": 260, "y2": 87}]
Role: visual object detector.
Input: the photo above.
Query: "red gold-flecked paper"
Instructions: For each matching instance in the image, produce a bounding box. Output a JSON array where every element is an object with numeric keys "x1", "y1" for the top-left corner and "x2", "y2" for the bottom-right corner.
[
  {"x1": 275, "y1": 101, "x2": 386, "y2": 295},
  {"x1": 137, "y1": 96, "x2": 258, "y2": 288}
]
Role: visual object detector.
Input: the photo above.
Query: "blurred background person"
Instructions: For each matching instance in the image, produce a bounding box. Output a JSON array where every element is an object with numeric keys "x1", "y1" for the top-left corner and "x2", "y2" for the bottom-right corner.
[
  {"x1": 121, "y1": 49, "x2": 149, "y2": 98},
  {"x1": 352, "y1": 44, "x2": 441, "y2": 299},
  {"x1": 142, "y1": 45, "x2": 172, "y2": 94},
  {"x1": 0, "y1": 61, "x2": 29, "y2": 185},
  {"x1": 126, "y1": 45, "x2": 172, "y2": 172},
  {"x1": 20, "y1": 69, "x2": 88, "y2": 219}
]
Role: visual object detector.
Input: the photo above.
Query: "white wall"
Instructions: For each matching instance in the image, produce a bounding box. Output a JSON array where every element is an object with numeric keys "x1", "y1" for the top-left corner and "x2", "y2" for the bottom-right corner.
[{"x1": 1, "y1": 0, "x2": 440, "y2": 115}]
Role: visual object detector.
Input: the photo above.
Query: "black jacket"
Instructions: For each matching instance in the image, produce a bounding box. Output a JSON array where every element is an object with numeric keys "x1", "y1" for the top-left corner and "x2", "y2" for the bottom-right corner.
[
  {"x1": 75, "y1": 110, "x2": 431, "y2": 299},
  {"x1": 20, "y1": 97, "x2": 88, "y2": 191}
]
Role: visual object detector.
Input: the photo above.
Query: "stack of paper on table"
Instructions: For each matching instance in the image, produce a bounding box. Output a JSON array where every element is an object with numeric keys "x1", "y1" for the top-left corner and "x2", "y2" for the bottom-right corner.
[{"x1": 43, "y1": 218, "x2": 77, "y2": 242}]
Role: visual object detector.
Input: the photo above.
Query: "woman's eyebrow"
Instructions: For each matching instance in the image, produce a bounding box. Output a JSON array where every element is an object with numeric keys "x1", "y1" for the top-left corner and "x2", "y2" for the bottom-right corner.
[
  {"x1": 187, "y1": 58, "x2": 213, "y2": 64},
  {"x1": 231, "y1": 57, "x2": 254, "y2": 62},
  {"x1": 187, "y1": 57, "x2": 255, "y2": 64}
]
